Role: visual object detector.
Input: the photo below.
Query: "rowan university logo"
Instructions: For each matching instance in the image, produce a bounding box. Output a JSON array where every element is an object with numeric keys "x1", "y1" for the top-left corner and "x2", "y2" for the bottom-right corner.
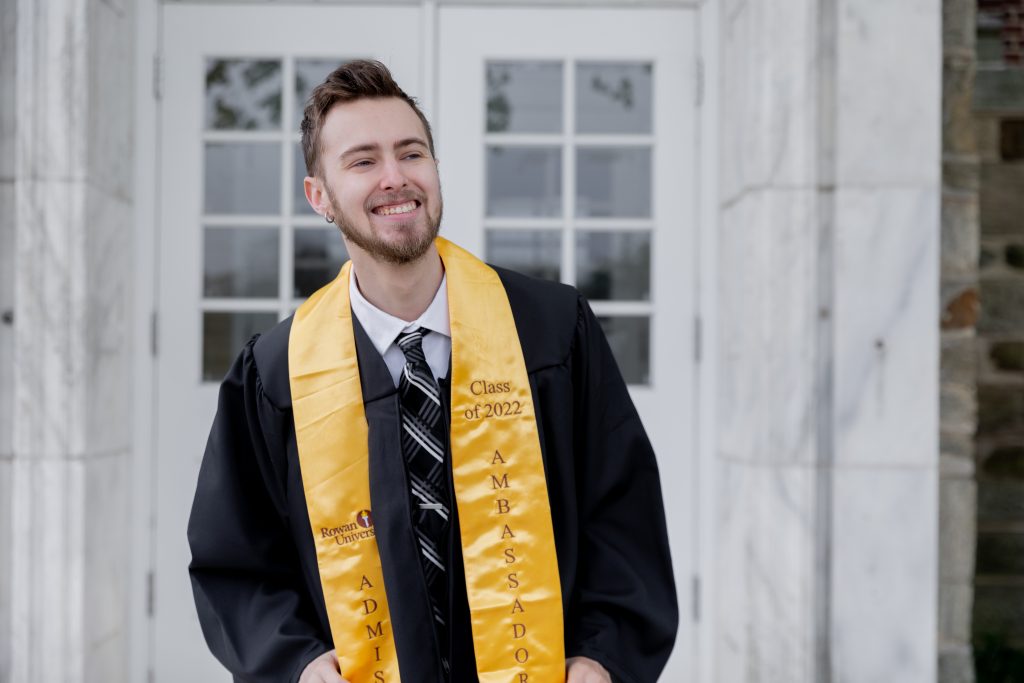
[{"x1": 318, "y1": 511, "x2": 375, "y2": 546}]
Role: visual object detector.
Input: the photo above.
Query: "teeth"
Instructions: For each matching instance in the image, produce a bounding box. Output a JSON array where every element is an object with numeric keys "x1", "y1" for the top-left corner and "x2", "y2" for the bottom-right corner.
[{"x1": 376, "y1": 201, "x2": 417, "y2": 216}]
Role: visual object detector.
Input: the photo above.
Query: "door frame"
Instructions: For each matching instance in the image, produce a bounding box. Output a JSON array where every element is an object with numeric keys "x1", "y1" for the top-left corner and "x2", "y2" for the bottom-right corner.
[
  {"x1": 130, "y1": 0, "x2": 161, "y2": 681},
  {"x1": 130, "y1": 2, "x2": 719, "y2": 682}
]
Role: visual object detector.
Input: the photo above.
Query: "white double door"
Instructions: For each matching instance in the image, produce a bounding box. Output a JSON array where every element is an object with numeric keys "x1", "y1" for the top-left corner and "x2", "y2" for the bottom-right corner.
[{"x1": 156, "y1": 4, "x2": 698, "y2": 681}]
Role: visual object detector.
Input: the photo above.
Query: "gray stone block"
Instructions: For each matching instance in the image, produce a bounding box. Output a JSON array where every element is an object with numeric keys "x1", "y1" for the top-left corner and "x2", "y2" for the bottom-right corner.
[
  {"x1": 944, "y1": 157, "x2": 981, "y2": 193},
  {"x1": 979, "y1": 277, "x2": 1024, "y2": 334},
  {"x1": 941, "y1": 477, "x2": 977, "y2": 581},
  {"x1": 976, "y1": 68, "x2": 1024, "y2": 114},
  {"x1": 942, "y1": 448, "x2": 976, "y2": 474},
  {"x1": 938, "y1": 644, "x2": 976, "y2": 683},
  {"x1": 977, "y1": 383, "x2": 1024, "y2": 432},
  {"x1": 980, "y1": 242, "x2": 1000, "y2": 270},
  {"x1": 942, "y1": 334, "x2": 977, "y2": 385},
  {"x1": 978, "y1": 479, "x2": 1024, "y2": 523},
  {"x1": 975, "y1": 117, "x2": 1002, "y2": 162},
  {"x1": 943, "y1": 192, "x2": 980, "y2": 277},
  {"x1": 978, "y1": 30, "x2": 1005, "y2": 64},
  {"x1": 942, "y1": 383, "x2": 978, "y2": 429},
  {"x1": 980, "y1": 162, "x2": 1024, "y2": 237},
  {"x1": 942, "y1": 0, "x2": 976, "y2": 52},
  {"x1": 945, "y1": 55, "x2": 978, "y2": 156},
  {"x1": 940, "y1": 582, "x2": 975, "y2": 643}
]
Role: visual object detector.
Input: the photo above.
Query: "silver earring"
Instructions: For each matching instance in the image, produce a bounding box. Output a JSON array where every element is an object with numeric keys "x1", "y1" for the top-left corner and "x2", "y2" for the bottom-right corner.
[{"x1": 325, "y1": 215, "x2": 335, "y2": 224}]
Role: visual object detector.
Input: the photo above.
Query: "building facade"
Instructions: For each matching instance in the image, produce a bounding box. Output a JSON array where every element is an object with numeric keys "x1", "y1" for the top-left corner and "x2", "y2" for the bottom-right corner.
[{"x1": 0, "y1": 0, "x2": 946, "y2": 681}]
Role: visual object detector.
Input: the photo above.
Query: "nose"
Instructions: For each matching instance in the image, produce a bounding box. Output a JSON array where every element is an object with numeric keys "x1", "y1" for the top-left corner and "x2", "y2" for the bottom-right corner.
[{"x1": 377, "y1": 158, "x2": 408, "y2": 191}]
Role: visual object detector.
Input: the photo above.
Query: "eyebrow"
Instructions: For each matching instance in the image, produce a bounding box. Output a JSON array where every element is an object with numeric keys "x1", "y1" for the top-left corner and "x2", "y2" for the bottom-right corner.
[{"x1": 339, "y1": 137, "x2": 429, "y2": 162}]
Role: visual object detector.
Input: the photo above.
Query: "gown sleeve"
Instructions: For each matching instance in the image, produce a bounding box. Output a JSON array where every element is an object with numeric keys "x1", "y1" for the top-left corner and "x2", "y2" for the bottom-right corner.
[
  {"x1": 187, "y1": 337, "x2": 330, "y2": 682},
  {"x1": 565, "y1": 296, "x2": 679, "y2": 683}
]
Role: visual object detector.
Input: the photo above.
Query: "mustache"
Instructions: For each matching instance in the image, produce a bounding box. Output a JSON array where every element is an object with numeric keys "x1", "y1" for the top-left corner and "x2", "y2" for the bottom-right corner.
[{"x1": 366, "y1": 192, "x2": 424, "y2": 211}]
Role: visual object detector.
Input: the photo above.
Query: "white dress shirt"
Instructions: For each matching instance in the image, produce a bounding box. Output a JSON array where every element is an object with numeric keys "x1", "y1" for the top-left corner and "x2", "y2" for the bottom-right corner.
[{"x1": 349, "y1": 269, "x2": 452, "y2": 388}]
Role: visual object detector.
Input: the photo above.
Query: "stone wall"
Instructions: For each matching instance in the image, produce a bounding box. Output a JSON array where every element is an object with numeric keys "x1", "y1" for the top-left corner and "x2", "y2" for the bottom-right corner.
[
  {"x1": 973, "y1": 97, "x2": 1024, "y2": 683},
  {"x1": 939, "y1": 1, "x2": 980, "y2": 682},
  {"x1": 2, "y1": 0, "x2": 135, "y2": 680}
]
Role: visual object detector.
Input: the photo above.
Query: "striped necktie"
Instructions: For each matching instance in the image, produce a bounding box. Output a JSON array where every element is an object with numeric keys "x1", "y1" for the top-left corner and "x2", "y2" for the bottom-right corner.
[{"x1": 395, "y1": 328, "x2": 451, "y2": 674}]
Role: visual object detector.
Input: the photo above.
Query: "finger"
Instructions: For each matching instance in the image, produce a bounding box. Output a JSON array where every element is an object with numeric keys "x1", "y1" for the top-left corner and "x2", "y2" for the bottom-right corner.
[
  {"x1": 319, "y1": 650, "x2": 343, "y2": 682},
  {"x1": 314, "y1": 666, "x2": 345, "y2": 683}
]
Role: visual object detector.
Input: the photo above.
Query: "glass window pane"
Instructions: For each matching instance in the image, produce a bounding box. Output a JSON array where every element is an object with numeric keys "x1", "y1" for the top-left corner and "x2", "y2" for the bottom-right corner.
[
  {"x1": 597, "y1": 316, "x2": 650, "y2": 385},
  {"x1": 487, "y1": 146, "x2": 562, "y2": 217},
  {"x1": 576, "y1": 231, "x2": 650, "y2": 301},
  {"x1": 204, "y1": 227, "x2": 279, "y2": 298},
  {"x1": 485, "y1": 230, "x2": 561, "y2": 282},
  {"x1": 205, "y1": 58, "x2": 282, "y2": 131},
  {"x1": 576, "y1": 147, "x2": 651, "y2": 218},
  {"x1": 294, "y1": 228, "x2": 348, "y2": 297},
  {"x1": 294, "y1": 143, "x2": 315, "y2": 215},
  {"x1": 576, "y1": 62, "x2": 653, "y2": 134},
  {"x1": 486, "y1": 61, "x2": 563, "y2": 133},
  {"x1": 205, "y1": 142, "x2": 281, "y2": 214},
  {"x1": 295, "y1": 58, "x2": 347, "y2": 128},
  {"x1": 202, "y1": 311, "x2": 279, "y2": 382}
]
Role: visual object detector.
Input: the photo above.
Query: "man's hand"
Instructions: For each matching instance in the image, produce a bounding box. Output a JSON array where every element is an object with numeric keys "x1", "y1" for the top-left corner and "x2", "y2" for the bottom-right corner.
[
  {"x1": 299, "y1": 650, "x2": 348, "y2": 683},
  {"x1": 566, "y1": 656, "x2": 612, "y2": 683}
]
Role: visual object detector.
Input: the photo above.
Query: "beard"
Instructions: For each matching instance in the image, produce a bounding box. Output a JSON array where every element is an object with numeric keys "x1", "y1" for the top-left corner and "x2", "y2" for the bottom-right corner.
[{"x1": 326, "y1": 185, "x2": 443, "y2": 265}]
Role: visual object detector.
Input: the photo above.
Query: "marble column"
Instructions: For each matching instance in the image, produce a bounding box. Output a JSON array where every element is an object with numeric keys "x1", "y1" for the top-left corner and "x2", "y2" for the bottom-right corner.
[
  {"x1": 5, "y1": 0, "x2": 135, "y2": 680},
  {"x1": 1, "y1": 0, "x2": 16, "y2": 676},
  {"x1": 716, "y1": 0, "x2": 940, "y2": 681}
]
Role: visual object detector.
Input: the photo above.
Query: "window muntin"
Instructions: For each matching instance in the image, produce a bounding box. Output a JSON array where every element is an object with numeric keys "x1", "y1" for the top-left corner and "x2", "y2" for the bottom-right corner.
[{"x1": 484, "y1": 60, "x2": 655, "y2": 385}]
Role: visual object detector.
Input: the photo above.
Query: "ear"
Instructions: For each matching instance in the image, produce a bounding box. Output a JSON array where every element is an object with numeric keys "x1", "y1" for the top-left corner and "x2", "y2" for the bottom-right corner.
[{"x1": 303, "y1": 175, "x2": 331, "y2": 218}]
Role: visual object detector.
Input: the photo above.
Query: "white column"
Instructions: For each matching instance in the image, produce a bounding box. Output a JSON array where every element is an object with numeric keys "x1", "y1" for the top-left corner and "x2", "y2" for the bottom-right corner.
[
  {"x1": 8, "y1": 0, "x2": 135, "y2": 680},
  {"x1": 715, "y1": 0, "x2": 940, "y2": 680},
  {"x1": 1, "y1": 0, "x2": 17, "y2": 676}
]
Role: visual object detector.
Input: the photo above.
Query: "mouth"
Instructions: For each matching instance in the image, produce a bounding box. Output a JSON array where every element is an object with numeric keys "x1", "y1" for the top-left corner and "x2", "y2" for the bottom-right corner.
[{"x1": 371, "y1": 200, "x2": 421, "y2": 217}]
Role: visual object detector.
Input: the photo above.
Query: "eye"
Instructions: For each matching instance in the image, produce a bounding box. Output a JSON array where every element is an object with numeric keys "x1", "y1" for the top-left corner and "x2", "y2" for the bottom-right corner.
[
  {"x1": 352, "y1": 159, "x2": 373, "y2": 168},
  {"x1": 403, "y1": 152, "x2": 423, "y2": 160}
]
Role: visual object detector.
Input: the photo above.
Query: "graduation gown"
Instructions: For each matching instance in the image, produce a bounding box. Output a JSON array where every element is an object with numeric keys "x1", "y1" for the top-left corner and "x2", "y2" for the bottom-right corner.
[{"x1": 188, "y1": 267, "x2": 678, "y2": 683}]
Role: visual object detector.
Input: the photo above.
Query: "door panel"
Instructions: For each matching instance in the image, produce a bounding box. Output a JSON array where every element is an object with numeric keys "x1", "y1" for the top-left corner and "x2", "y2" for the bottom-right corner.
[
  {"x1": 157, "y1": 7, "x2": 421, "y2": 680},
  {"x1": 437, "y1": 9, "x2": 698, "y2": 680}
]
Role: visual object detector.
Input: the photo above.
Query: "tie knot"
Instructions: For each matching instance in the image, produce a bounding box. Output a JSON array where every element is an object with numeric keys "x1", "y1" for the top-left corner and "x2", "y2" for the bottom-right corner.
[{"x1": 396, "y1": 327, "x2": 429, "y2": 363}]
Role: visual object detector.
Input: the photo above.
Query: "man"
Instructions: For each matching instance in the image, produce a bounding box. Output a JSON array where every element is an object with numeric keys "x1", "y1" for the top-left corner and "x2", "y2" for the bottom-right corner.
[{"x1": 188, "y1": 60, "x2": 677, "y2": 683}]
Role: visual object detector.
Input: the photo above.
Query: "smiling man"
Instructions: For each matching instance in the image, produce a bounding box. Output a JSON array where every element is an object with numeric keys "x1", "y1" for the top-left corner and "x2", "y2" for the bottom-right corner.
[{"x1": 188, "y1": 60, "x2": 677, "y2": 683}]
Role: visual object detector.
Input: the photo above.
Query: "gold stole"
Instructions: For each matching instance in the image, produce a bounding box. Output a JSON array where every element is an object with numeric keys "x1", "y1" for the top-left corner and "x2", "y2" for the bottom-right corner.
[{"x1": 288, "y1": 237, "x2": 565, "y2": 682}]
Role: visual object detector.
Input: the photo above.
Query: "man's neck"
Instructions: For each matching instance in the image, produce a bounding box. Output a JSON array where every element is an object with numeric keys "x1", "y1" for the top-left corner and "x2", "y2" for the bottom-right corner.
[{"x1": 348, "y1": 243, "x2": 444, "y2": 322}]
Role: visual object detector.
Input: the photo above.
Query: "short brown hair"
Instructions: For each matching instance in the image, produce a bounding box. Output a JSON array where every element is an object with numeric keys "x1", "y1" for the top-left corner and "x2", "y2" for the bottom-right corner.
[{"x1": 300, "y1": 59, "x2": 435, "y2": 178}]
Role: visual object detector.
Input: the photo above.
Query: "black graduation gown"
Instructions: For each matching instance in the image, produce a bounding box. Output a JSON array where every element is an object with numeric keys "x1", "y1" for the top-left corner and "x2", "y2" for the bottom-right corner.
[{"x1": 188, "y1": 267, "x2": 678, "y2": 683}]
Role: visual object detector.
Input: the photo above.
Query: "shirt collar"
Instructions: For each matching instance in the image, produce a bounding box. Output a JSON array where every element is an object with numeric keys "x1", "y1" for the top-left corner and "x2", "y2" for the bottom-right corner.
[{"x1": 348, "y1": 268, "x2": 451, "y2": 359}]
